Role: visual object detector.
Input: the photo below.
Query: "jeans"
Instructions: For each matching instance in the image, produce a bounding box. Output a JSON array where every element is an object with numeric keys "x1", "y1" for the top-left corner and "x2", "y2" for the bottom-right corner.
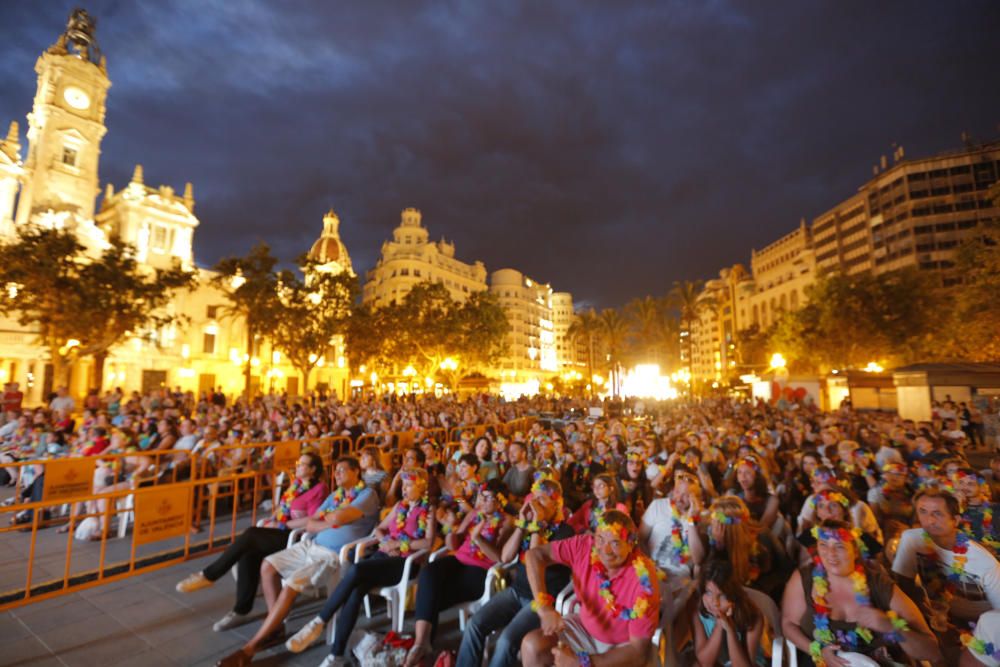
[
  {"x1": 201, "y1": 526, "x2": 288, "y2": 614},
  {"x1": 318, "y1": 552, "x2": 417, "y2": 657},
  {"x1": 456, "y1": 587, "x2": 537, "y2": 667}
]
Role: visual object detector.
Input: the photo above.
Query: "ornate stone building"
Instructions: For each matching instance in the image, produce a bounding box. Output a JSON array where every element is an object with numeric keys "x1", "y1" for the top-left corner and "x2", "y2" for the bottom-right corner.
[
  {"x1": 0, "y1": 10, "x2": 352, "y2": 402},
  {"x1": 362, "y1": 207, "x2": 487, "y2": 307}
]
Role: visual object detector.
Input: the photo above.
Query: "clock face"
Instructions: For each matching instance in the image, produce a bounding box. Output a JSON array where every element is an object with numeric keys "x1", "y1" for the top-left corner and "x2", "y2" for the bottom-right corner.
[{"x1": 63, "y1": 86, "x2": 91, "y2": 110}]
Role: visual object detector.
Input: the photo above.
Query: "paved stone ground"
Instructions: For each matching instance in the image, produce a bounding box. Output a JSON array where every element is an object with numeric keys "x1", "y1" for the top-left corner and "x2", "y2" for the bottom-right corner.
[{"x1": 2, "y1": 550, "x2": 466, "y2": 666}]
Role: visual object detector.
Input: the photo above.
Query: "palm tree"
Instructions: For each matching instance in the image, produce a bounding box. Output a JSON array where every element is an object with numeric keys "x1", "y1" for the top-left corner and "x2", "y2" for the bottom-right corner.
[
  {"x1": 599, "y1": 308, "x2": 630, "y2": 397},
  {"x1": 625, "y1": 295, "x2": 661, "y2": 362},
  {"x1": 567, "y1": 309, "x2": 602, "y2": 399},
  {"x1": 668, "y1": 280, "x2": 703, "y2": 376}
]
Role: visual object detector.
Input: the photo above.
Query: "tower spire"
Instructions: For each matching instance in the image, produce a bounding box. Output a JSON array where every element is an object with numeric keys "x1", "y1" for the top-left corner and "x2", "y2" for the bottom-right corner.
[{"x1": 131, "y1": 164, "x2": 144, "y2": 185}]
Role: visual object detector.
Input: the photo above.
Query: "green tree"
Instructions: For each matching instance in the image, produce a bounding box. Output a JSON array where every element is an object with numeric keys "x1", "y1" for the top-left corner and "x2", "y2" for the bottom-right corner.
[
  {"x1": 272, "y1": 261, "x2": 358, "y2": 394},
  {"x1": 72, "y1": 236, "x2": 194, "y2": 390},
  {"x1": 599, "y1": 308, "x2": 629, "y2": 396},
  {"x1": 768, "y1": 269, "x2": 939, "y2": 373},
  {"x1": 946, "y1": 219, "x2": 1000, "y2": 359},
  {"x1": 0, "y1": 226, "x2": 87, "y2": 386},
  {"x1": 668, "y1": 279, "x2": 705, "y2": 376},
  {"x1": 567, "y1": 308, "x2": 602, "y2": 398},
  {"x1": 212, "y1": 242, "x2": 282, "y2": 400}
]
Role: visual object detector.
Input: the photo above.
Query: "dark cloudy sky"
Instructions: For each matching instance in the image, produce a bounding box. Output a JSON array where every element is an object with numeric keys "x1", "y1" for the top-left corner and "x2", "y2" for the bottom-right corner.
[{"x1": 2, "y1": 1, "x2": 999, "y2": 308}]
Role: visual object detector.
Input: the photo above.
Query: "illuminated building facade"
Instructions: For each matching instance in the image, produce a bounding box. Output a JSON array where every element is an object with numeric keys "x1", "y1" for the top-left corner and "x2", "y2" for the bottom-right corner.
[
  {"x1": 489, "y1": 269, "x2": 558, "y2": 385},
  {"x1": 0, "y1": 12, "x2": 352, "y2": 402},
  {"x1": 362, "y1": 207, "x2": 487, "y2": 307}
]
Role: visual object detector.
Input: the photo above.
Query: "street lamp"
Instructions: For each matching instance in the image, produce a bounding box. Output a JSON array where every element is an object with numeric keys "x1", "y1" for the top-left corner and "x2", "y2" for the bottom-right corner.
[{"x1": 769, "y1": 352, "x2": 787, "y2": 370}]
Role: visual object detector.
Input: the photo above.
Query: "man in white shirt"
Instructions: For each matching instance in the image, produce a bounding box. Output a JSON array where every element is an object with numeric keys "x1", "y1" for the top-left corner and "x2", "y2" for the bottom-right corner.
[{"x1": 892, "y1": 488, "x2": 1000, "y2": 631}]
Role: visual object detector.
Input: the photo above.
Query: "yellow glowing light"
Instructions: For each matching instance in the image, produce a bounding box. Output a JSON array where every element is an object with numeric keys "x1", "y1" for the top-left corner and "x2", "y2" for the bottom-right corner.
[
  {"x1": 402, "y1": 365, "x2": 417, "y2": 377},
  {"x1": 6, "y1": 283, "x2": 18, "y2": 299},
  {"x1": 440, "y1": 357, "x2": 458, "y2": 371},
  {"x1": 545, "y1": 382, "x2": 554, "y2": 391},
  {"x1": 177, "y1": 367, "x2": 196, "y2": 378},
  {"x1": 621, "y1": 364, "x2": 678, "y2": 400},
  {"x1": 369, "y1": 371, "x2": 378, "y2": 384},
  {"x1": 204, "y1": 323, "x2": 219, "y2": 336},
  {"x1": 350, "y1": 379, "x2": 364, "y2": 388},
  {"x1": 66, "y1": 339, "x2": 80, "y2": 349},
  {"x1": 769, "y1": 353, "x2": 787, "y2": 370},
  {"x1": 425, "y1": 377, "x2": 434, "y2": 387},
  {"x1": 337, "y1": 356, "x2": 345, "y2": 368},
  {"x1": 316, "y1": 356, "x2": 325, "y2": 367},
  {"x1": 308, "y1": 292, "x2": 322, "y2": 305},
  {"x1": 592, "y1": 374, "x2": 605, "y2": 386},
  {"x1": 863, "y1": 361, "x2": 884, "y2": 373},
  {"x1": 308, "y1": 353, "x2": 318, "y2": 364},
  {"x1": 272, "y1": 351, "x2": 281, "y2": 364},
  {"x1": 230, "y1": 270, "x2": 246, "y2": 289},
  {"x1": 250, "y1": 357, "x2": 261, "y2": 367},
  {"x1": 181, "y1": 344, "x2": 190, "y2": 359}
]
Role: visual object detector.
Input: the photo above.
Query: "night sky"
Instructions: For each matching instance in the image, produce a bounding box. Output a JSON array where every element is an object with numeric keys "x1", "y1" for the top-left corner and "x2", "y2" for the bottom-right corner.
[{"x1": 2, "y1": 2, "x2": 999, "y2": 309}]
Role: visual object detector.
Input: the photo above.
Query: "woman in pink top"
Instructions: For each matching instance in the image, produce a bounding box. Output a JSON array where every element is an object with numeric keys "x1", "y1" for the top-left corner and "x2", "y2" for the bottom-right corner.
[
  {"x1": 174, "y1": 452, "x2": 328, "y2": 631},
  {"x1": 404, "y1": 479, "x2": 514, "y2": 666}
]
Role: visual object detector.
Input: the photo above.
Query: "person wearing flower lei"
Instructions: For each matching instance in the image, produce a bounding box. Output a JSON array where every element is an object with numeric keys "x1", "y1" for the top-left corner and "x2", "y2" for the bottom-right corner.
[
  {"x1": 521, "y1": 510, "x2": 660, "y2": 667},
  {"x1": 692, "y1": 559, "x2": 768, "y2": 667},
  {"x1": 217, "y1": 456, "x2": 380, "y2": 667},
  {"x1": 454, "y1": 479, "x2": 576, "y2": 667},
  {"x1": 567, "y1": 472, "x2": 627, "y2": 534},
  {"x1": 954, "y1": 467, "x2": 1000, "y2": 558},
  {"x1": 730, "y1": 455, "x2": 780, "y2": 531},
  {"x1": 285, "y1": 469, "x2": 437, "y2": 662},
  {"x1": 175, "y1": 452, "x2": 328, "y2": 635},
  {"x1": 702, "y1": 495, "x2": 791, "y2": 601},
  {"x1": 796, "y1": 489, "x2": 884, "y2": 566},
  {"x1": 866, "y1": 460, "x2": 914, "y2": 543},
  {"x1": 961, "y1": 609, "x2": 1000, "y2": 667},
  {"x1": 892, "y1": 488, "x2": 1000, "y2": 648},
  {"x1": 781, "y1": 518, "x2": 940, "y2": 667},
  {"x1": 404, "y1": 479, "x2": 514, "y2": 667}
]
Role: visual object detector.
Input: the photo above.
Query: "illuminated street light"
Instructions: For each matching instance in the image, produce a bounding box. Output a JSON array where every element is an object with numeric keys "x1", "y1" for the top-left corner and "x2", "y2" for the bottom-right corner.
[
  {"x1": 863, "y1": 361, "x2": 884, "y2": 373},
  {"x1": 769, "y1": 353, "x2": 787, "y2": 370},
  {"x1": 440, "y1": 357, "x2": 458, "y2": 371},
  {"x1": 229, "y1": 269, "x2": 246, "y2": 289},
  {"x1": 402, "y1": 365, "x2": 417, "y2": 377}
]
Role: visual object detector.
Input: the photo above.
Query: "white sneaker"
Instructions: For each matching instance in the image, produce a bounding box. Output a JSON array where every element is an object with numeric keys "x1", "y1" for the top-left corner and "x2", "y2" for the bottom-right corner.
[
  {"x1": 319, "y1": 655, "x2": 348, "y2": 667},
  {"x1": 286, "y1": 616, "x2": 326, "y2": 653},
  {"x1": 175, "y1": 571, "x2": 213, "y2": 593},
  {"x1": 212, "y1": 610, "x2": 251, "y2": 632}
]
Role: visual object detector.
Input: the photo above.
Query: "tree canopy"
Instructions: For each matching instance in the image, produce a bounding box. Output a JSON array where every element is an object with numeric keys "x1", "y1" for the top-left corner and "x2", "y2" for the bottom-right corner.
[{"x1": 0, "y1": 226, "x2": 194, "y2": 387}]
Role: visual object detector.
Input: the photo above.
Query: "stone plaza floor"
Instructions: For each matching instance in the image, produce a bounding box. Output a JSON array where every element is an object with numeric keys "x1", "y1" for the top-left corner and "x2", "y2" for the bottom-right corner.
[{"x1": 2, "y1": 546, "x2": 465, "y2": 667}]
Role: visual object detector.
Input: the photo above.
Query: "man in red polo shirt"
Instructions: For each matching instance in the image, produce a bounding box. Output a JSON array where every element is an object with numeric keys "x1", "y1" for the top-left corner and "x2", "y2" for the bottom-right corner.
[{"x1": 522, "y1": 509, "x2": 660, "y2": 666}]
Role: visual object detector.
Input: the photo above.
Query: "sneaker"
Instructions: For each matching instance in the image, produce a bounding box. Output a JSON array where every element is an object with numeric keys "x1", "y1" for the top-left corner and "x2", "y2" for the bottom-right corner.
[
  {"x1": 212, "y1": 610, "x2": 252, "y2": 632},
  {"x1": 176, "y1": 572, "x2": 213, "y2": 593},
  {"x1": 319, "y1": 655, "x2": 349, "y2": 667},
  {"x1": 286, "y1": 616, "x2": 326, "y2": 653}
]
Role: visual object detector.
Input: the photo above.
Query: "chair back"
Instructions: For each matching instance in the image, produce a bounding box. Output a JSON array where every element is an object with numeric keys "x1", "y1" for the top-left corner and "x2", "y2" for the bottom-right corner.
[{"x1": 744, "y1": 586, "x2": 782, "y2": 639}]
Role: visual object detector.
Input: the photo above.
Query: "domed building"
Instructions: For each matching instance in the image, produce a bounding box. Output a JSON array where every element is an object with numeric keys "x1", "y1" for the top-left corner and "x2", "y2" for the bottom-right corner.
[{"x1": 307, "y1": 209, "x2": 354, "y2": 276}]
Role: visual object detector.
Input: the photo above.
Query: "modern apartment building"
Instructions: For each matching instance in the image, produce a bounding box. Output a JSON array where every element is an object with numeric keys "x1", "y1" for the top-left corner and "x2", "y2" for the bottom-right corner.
[{"x1": 489, "y1": 268, "x2": 558, "y2": 381}]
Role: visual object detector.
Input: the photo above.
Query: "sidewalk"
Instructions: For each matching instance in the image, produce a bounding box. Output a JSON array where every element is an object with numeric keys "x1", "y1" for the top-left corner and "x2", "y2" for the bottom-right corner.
[{"x1": 3, "y1": 555, "x2": 463, "y2": 666}]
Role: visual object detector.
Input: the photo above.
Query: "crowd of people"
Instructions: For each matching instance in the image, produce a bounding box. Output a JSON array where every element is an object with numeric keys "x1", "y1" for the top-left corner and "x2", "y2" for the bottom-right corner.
[
  {"x1": 147, "y1": 394, "x2": 1000, "y2": 667},
  {"x1": 2, "y1": 385, "x2": 1000, "y2": 666}
]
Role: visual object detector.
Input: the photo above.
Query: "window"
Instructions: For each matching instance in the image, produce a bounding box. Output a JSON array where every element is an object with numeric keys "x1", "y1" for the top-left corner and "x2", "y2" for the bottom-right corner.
[
  {"x1": 206, "y1": 305, "x2": 219, "y2": 318},
  {"x1": 400, "y1": 268, "x2": 409, "y2": 276},
  {"x1": 62, "y1": 147, "x2": 78, "y2": 166},
  {"x1": 414, "y1": 269, "x2": 421, "y2": 277},
  {"x1": 203, "y1": 332, "x2": 216, "y2": 355},
  {"x1": 151, "y1": 225, "x2": 171, "y2": 252}
]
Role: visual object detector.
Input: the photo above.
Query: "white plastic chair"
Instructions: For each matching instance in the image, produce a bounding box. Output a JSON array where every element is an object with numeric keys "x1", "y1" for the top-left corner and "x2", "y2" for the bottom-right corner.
[
  {"x1": 353, "y1": 536, "x2": 430, "y2": 633},
  {"x1": 744, "y1": 586, "x2": 784, "y2": 667},
  {"x1": 425, "y1": 547, "x2": 516, "y2": 631}
]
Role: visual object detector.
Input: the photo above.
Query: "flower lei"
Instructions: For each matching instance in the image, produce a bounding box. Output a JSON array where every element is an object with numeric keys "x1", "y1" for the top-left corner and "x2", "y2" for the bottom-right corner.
[
  {"x1": 392, "y1": 497, "x2": 429, "y2": 554},
  {"x1": 961, "y1": 631, "x2": 1000, "y2": 663},
  {"x1": 273, "y1": 477, "x2": 313, "y2": 526},
  {"x1": 514, "y1": 517, "x2": 561, "y2": 560},
  {"x1": 589, "y1": 538, "x2": 656, "y2": 621},
  {"x1": 809, "y1": 526, "x2": 874, "y2": 666},
  {"x1": 470, "y1": 510, "x2": 505, "y2": 561},
  {"x1": 666, "y1": 500, "x2": 691, "y2": 566},
  {"x1": 921, "y1": 529, "x2": 969, "y2": 597},
  {"x1": 326, "y1": 481, "x2": 365, "y2": 517}
]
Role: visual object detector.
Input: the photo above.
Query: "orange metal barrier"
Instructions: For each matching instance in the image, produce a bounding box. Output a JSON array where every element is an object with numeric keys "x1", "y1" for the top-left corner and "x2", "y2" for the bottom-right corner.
[{"x1": 0, "y1": 466, "x2": 271, "y2": 611}]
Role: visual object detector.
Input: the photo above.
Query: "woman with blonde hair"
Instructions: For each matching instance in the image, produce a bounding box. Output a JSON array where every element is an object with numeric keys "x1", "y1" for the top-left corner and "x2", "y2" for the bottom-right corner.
[{"x1": 699, "y1": 495, "x2": 790, "y2": 601}]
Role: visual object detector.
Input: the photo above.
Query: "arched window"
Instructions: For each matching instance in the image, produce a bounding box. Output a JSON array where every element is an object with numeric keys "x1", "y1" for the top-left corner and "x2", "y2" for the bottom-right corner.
[{"x1": 790, "y1": 290, "x2": 799, "y2": 309}]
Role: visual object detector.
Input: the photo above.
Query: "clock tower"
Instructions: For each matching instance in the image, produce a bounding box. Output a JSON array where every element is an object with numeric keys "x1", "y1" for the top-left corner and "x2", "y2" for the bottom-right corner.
[{"x1": 14, "y1": 9, "x2": 111, "y2": 230}]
